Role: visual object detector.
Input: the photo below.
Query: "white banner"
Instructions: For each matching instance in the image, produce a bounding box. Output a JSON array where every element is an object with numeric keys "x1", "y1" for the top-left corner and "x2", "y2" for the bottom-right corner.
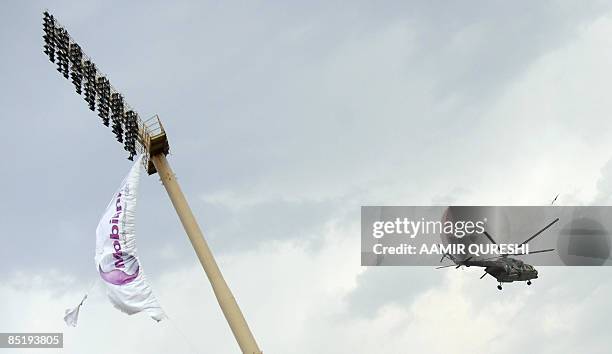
[{"x1": 95, "y1": 156, "x2": 165, "y2": 321}]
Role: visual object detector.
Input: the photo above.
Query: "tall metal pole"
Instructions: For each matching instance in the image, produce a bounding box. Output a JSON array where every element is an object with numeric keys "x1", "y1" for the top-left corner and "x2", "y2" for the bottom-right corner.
[{"x1": 151, "y1": 153, "x2": 262, "y2": 354}]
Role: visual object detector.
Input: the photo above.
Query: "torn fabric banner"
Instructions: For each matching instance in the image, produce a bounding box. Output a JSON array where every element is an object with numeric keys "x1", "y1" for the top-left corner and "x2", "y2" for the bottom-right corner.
[
  {"x1": 95, "y1": 155, "x2": 165, "y2": 321},
  {"x1": 64, "y1": 294, "x2": 88, "y2": 327}
]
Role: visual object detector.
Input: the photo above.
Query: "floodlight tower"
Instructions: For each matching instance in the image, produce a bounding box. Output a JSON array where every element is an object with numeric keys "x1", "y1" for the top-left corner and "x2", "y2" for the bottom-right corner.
[{"x1": 42, "y1": 11, "x2": 262, "y2": 354}]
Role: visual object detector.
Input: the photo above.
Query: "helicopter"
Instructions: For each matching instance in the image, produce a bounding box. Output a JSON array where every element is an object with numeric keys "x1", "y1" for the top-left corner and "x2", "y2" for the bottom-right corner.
[{"x1": 437, "y1": 217, "x2": 559, "y2": 290}]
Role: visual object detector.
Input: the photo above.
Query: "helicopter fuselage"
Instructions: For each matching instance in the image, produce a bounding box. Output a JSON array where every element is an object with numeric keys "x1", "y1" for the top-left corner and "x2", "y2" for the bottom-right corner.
[{"x1": 466, "y1": 257, "x2": 538, "y2": 283}]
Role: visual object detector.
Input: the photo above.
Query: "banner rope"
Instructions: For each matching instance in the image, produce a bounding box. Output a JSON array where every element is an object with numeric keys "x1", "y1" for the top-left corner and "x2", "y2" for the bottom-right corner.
[{"x1": 165, "y1": 315, "x2": 202, "y2": 354}]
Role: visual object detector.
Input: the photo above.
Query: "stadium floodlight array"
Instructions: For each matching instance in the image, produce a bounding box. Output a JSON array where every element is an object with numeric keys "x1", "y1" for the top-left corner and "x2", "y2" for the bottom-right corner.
[
  {"x1": 42, "y1": 12, "x2": 56, "y2": 63},
  {"x1": 83, "y1": 60, "x2": 97, "y2": 111},
  {"x1": 124, "y1": 111, "x2": 138, "y2": 161},
  {"x1": 96, "y1": 76, "x2": 111, "y2": 126},
  {"x1": 110, "y1": 92, "x2": 125, "y2": 143},
  {"x1": 56, "y1": 28, "x2": 70, "y2": 79},
  {"x1": 69, "y1": 43, "x2": 83, "y2": 94},
  {"x1": 42, "y1": 10, "x2": 140, "y2": 160}
]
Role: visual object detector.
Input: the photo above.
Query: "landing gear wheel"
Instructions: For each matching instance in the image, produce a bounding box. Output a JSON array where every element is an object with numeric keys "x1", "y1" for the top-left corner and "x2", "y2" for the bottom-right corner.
[
  {"x1": 527, "y1": 280, "x2": 532, "y2": 285},
  {"x1": 497, "y1": 284, "x2": 502, "y2": 290}
]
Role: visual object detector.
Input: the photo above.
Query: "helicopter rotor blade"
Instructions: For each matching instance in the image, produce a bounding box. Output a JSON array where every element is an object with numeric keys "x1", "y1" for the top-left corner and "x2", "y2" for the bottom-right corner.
[
  {"x1": 483, "y1": 231, "x2": 497, "y2": 244},
  {"x1": 508, "y1": 248, "x2": 555, "y2": 256},
  {"x1": 455, "y1": 256, "x2": 473, "y2": 269},
  {"x1": 436, "y1": 264, "x2": 457, "y2": 269},
  {"x1": 529, "y1": 248, "x2": 555, "y2": 254},
  {"x1": 520, "y1": 218, "x2": 560, "y2": 245},
  {"x1": 478, "y1": 255, "x2": 505, "y2": 261},
  {"x1": 437, "y1": 256, "x2": 474, "y2": 269}
]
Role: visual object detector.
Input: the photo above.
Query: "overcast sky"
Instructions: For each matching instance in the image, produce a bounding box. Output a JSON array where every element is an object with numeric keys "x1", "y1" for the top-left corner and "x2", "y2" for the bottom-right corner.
[{"x1": 3, "y1": 1, "x2": 612, "y2": 353}]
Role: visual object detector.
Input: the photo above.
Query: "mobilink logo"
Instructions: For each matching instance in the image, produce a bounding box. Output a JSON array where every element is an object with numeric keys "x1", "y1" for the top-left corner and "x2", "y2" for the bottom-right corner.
[
  {"x1": 99, "y1": 191, "x2": 140, "y2": 286},
  {"x1": 110, "y1": 192, "x2": 126, "y2": 268}
]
